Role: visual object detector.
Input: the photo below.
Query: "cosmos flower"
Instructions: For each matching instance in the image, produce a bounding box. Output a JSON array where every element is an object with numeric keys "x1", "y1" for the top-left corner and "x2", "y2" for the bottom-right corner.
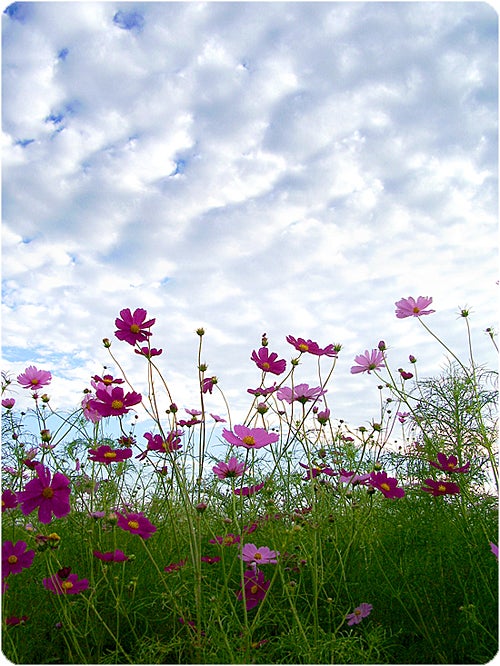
[
  {"x1": 114, "y1": 308, "x2": 156, "y2": 345},
  {"x1": 240, "y1": 543, "x2": 279, "y2": 565},
  {"x1": 116, "y1": 512, "x2": 157, "y2": 539},
  {"x1": 2, "y1": 489, "x2": 18, "y2": 512},
  {"x1": 346, "y1": 603, "x2": 373, "y2": 625},
  {"x1": 202, "y1": 377, "x2": 218, "y2": 393},
  {"x1": 209, "y1": 533, "x2": 241, "y2": 546},
  {"x1": 91, "y1": 374, "x2": 124, "y2": 387},
  {"x1": 143, "y1": 431, "x2": 183, "y2": 454},
  {"x1": 299, "y1": 462, "x2": 336, "y2": 480},
  {"x1": 2, "y1": 541, "x2": 35, "y2": 578},
  {"x1": 2, "y1": 398, "x2": 15, "y2": 409},
  {"x1": 490, "y1": 542, "x2": 498, "y2": 560},
  {"x1": 397, "y1": 411, "x2": 410, "y2": 424},
  {"x1": 350, "y1": 350, "x2": 385, "y2": 374},
  {"x1": 134, "y1": 346, "x2": 163, "y2": 357},
  {"x1": 89, "y1": 386, "x2": 142, "y2": 417},
  {"x1": 16, "y1": 464, "x2": 71, "y2": 523},
  {"x1": 43, "y1": 571, "x2": 89, "y2": 595},
  {"x1": 164, "y1": 559, "x2": 187, "y2": 573},
  {"x1": 286, "y1": 336, "x2": 338, "y2": 357},
  {"x1": 429, "y1": 452, "x2": 470, "y2": 474},
  {"x1": 222, "y1": 425, "x2": 278, "y2": 450},
  {"x1": 17, "y1": 366, "x2": 52, "y2": 390},
  {"x1": 247, "y1": 384, "x2": 277, "y2": 396},
  {"x1": 421, "y1": 479, "x2": 460, "y2": 496},
  {"x1": 87, "y1": 445, "x2": 132, "y2": 464},
  {"x1": 81, "y1": 394, "x2": 102, "y2": 423},
  {"x1": 213, "y1": 457, "x2": 246, "y2": 479},
  {"x1": 339, "y1": 470, "x2": 372, "y2": 486},
  {"x1": 234, "y1": 482, "x2": 265, "y2": 496},
  {"x1": 210, "y1": 413, "x2": 226, "y2": 423},
  {"x1": 395, "y1": 296, "x2": 435, "y2": 319},
  {"x1": 370, "y1": 471, "x2": 405, "y2": 499},
  {"x1": 237, "y1": 569, "x2": 270, "y2": 610},
  {"x1": 93, "y1": 549, "x2": 129, "y2": 562},
  {"x1": 276, "y1": 384, "x2": 327, "y2": 404},
  {"x1": 251, "y1": 347, "x2": 286, "y2": 375}
]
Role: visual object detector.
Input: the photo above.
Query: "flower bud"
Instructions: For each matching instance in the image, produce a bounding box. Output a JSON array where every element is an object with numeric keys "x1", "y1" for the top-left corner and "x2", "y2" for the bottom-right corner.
[{"x1": 102, "y1": 338, "x2": 111, "y2": 348}]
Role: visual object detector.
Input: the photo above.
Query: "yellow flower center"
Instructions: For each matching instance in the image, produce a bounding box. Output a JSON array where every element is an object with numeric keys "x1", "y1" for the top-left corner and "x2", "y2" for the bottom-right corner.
[
  {"x1": 254, "y1": 553, "x2": 262, "y2": 560},
  {"x1": 250, "y1": 584, "x2": 258, "y2": 594},
  {"x1": 61, "y1": 581, "x2": 73, "y2": 591},
  {"x1": 130, "y1": 324, "x2": 140, "y2": 334},
  {"x1": 111, "y1": 400, "x2": 124, "y2": 410},
  {"x1": 412, "y1": 306, "x2": 420, "y2": 313},
  {"x1": 104, "y1": 451, "x2": 117, "y2": 459},
  {"x1": 354, "y1": 609, "x2": 362, "y2": 616},
  {"x1": 447, "y1": 462, "x2": 456, "y2": 469},
  {"x1": 242, "y1": 436, "x2": 256, "y2": 447},
  {"x1": 262, "y1": 362, "x2": 270, "y2": 370},
  {"x1": 42, "y1": 487, "x2": 54, "y2": 499},
  {"x1": 8, "y1": 555, "x2": 18, "y2": 564},
  {"x1": 299, "y1": 343, "x2": 309, "y2": 351},
  {"x1": 31, "y1": 378, "x2": 39, "y2": 385},
  {"x1": 380, "y1": 483, "x2": 391, "y2": 492},
  {"x1": 438, "y1": 484, "x2": 446, "y2": 492},
  {"x1": 128, "y1": 520, "x2": 140, "y2": 530}
]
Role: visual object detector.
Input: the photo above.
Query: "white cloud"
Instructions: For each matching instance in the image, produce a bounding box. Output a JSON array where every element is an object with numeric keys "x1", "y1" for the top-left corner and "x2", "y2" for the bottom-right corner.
[{"x1": 2, "y1": 1, "x2": 497, "y2": 430}]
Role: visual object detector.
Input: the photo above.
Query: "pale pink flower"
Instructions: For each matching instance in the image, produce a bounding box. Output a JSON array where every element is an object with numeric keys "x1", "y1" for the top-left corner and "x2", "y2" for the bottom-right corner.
[
  {"x1": 17, "y1": 366, "x2": 52, "y2": 390},
  {"x1": 395, "y1": 296, "x2": 435, "y2": 319},
  {"x1": 350, "y1": 350, "x2": 385, "y2": 374},
  {"x1": 240, "y1": 543, "x2": 279, "y2": 565}
]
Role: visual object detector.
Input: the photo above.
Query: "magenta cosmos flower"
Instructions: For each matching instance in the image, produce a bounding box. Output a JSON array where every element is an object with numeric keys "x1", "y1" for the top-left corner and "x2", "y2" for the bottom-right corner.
[
  {"x1": 135, "y1": 346, "x2": 163, "y2": 358},
  {"x1": 88, "y1": 445, "x2": 132, "y2": 464},
  {"x1": 240, "y1": 543, "x2": 279, "y2": 565},
  {"x1": 2, "y1": 541, "x2": 35, "y2": 578},
  {"x1": 16, "y1": 464, "x2": 71, "y2": 523},
  {"x1": 209, "y1": 533, "x2": 241, "y2": 546},
  {"x1": 222, "y1": 425, "x2": 278, "y2": 450},
  {"x1": 89, "y1": 386, "x2": 142, "y2": 417},
  {"x1": 299, "y1": 462, "x2": 336, "y2": 480},
  {"x1": 346, "y1": 603, "x2": 372, "y2": 626},
  {"x1": 2, "y1": 398, "x2": 15, "y2": 409},
  {"x1": 43, "y1": 572, "x2": 89, "y2": 595},
  {"x1": 144, "y1": 431, "x2": 183, "y2": 453},
  {"x1": 370, "y1": 471, "x2": 405, "y2": 499},
  {"x1": 202, "y1": 377, "x2": 217, "y2": 393},
  {"x1": 213, "y1": 457, "x2": 246, "y2": 479},
  {"x1": 251, "y1": 347, "x2": 286, "y2": 375},
  {"x1": 350, "y1": 349, "x2": 385, "y2": 375},
  {"x1": 2, "y1": 489, "x2": 18, "y2": 511},
  {"x1": 429, "y1": 452, "x2": 470, "y2": 474},
  {"x1": 93, "y1": 549, "x2": 129, "y2": 562},
  {"x1": 277, "y1": 384, "x2": 327, "y2": 404},
  {"x1": 114, "y1": 308, "x2": 156, "y2": 345},
  {"x1": 117, "y1": 512, "x2": 157, "y2": 539},
  {"x1": 234, "y1": 482, "x2": 265, "y2": 496},
  {"x1": 421, "y1": 479, "x2": 460, "y2": 496},
  {"x1": 286, "y1": 336, "x2": 338, "y2": 357},
  {"x1": 237, "y1": 569, "x2": 270, "y2": 610},
  {"x1": 395, "y1": 296, "x2": 435, "y2": 319},
  {"x1": 17, "y1": 366, "x2": 52, "y2": 390}
]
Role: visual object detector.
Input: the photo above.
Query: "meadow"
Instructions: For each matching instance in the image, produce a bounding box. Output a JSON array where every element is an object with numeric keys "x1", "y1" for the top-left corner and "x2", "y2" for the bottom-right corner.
[{"x1": 1, "y1": 296, "x2": 498, "y2": 664}]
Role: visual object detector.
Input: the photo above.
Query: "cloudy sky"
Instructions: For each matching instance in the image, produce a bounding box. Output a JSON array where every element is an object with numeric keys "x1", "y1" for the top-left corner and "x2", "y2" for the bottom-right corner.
[{"x1": 2, "y1": 1, "x2": 498, "y2": 432}]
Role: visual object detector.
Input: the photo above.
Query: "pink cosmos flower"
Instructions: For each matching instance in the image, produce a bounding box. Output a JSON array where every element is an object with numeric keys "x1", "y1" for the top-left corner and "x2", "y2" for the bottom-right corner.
[
  {"x1": 201, "y1": 556, "x2": 221, "y2": 564},
  {"x1": 339, "y1": 470, "x2": 372, "y2": 485},
  {"x1": 350, "y1": 349, "x2": 385, "y2": 374},
  {"x1": 16, "y1": 464, "x2": 71, "y2": 523},
  {"x1": 88, "y1": 445, "x2": 132, "y2": 464},
  {"x1": 114, "y1": 308, "x2": 156, "y2": 345},
  {"x1": 286, "y1": 336, "x2": 338, "y2": 357},
  {"x1": 213, "y1": 457, "x2": 246, "y2": 479},
  {"x1": 395, "y1": 296, "x2": 435, "y2": 319},
  {"x1": 490, "y1": 542, "x2": 498, "y2": 560},
  {"x1": 429, "y1": 452, "x2": 470, "y2": 474},
  {"x1": 2, "y1": 489, "x2": 18, "y2": 511},
  {"x1": 370, "y1": 471, "x2": 405, "y2": 499},
  {"x1": 17, "y1": 366, "x2": 52, "y2": 390},
  {"x1": 247, "y1": 384, "x2": 277, "y2": 396},
  {"x1": 234, "y1": 482, "x2": 265, "y2": 496},
  {"x1": 316, "y1": 408, "x2": 330, "y2": 425},
  {"x1": 346, "y1": 603, "x2": 373, "y2": 625},
  {"x1": 209, "y1": 533, "x2": 241, "y2": 546},
  {"x1": 222, "y1": 425, "x2": 279, "y2": 450},
  {"x1": 210, "y1": 413, "x2": 226, "y2": 423},
  {"x1": 277, "y1": 384, "x2": 327, "y2": 404},
  {"x1": 93, "y1": 549, "x2": 129, "y2": 562},
  {"x1": 251, "y1": 347, "x2": 286, "y2": 375},
  {"x1": 240, "y1": 543, "x2": 279, "y2": 565},
  {"x1": 399, "y1": 369, "x2": 414, "y2": 380},
  {"x1": 2, "y1": 398, "x2": 15, "y2": 409},
  {"x1": 164, "y1": 559, "x2": 187, "y2": 573},
  {"x1": 134, "y1": 346, "x2": 163, "y2": 357},
  {"x1": 421, "y1": 479, "x2": 460, "y2": 496},
  {"x1": 237, "y1": 569, "x2": 270, "y2": 610},
  {"x1": 91, "y1": 374, "x2": 124, "y2": 387},
  {"x1": 43, "y1": 572, "x2": 89, "y2": 595},
  {"x1": 202, "y1": 377, "x2": 217, "y2": 394},
  {"x1": 81, "y1": 394, "x2": 102, "y2": 423},
  {"x1": 116, "y1": 512, "x2": 157, "y2": 539},
  {"x1": 2, "y1": 541, "x2": 35, "y2": 577},
  {"x1": 299, "y1": 462, "x2": 335, "y2": 480},
  {"x1": 89, "y1": 386, "x2": 142, "y2": 417},
  {"x1": 397, "y1": 411, "x2": 410, "y2": 424},
  {"x1": 5, "y1": 616, "x2": 28, "y2": 626},
  {"x1": 143, "y1": 431, "x2": 183, "y2": 454}
]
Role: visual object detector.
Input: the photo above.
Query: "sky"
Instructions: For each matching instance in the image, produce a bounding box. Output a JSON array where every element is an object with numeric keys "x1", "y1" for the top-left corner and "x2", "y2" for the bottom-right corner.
[{"x1": 1, "y1": 1, "x2": 498, "y2": 437}]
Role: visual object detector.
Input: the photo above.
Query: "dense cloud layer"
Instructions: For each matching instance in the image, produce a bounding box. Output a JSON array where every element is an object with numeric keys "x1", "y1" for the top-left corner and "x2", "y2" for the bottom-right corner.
[{"x1": 2, "y1": 2, "x2": 498, "y2": 426}]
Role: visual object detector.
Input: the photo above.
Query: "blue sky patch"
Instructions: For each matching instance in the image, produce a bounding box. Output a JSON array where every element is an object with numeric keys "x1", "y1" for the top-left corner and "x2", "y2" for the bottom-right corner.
[
  {"x1": 113, "y1": 10, "x2": 144, "y2": 31},
  {"x1": 3, "y1": 2, "x2": 30, "y2": 22}
]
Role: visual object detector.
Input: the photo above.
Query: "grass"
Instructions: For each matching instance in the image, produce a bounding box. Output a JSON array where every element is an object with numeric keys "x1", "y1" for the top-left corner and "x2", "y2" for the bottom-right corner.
[{"x1": 1, "y1": 302, "x2": 498, "y2": 663}]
